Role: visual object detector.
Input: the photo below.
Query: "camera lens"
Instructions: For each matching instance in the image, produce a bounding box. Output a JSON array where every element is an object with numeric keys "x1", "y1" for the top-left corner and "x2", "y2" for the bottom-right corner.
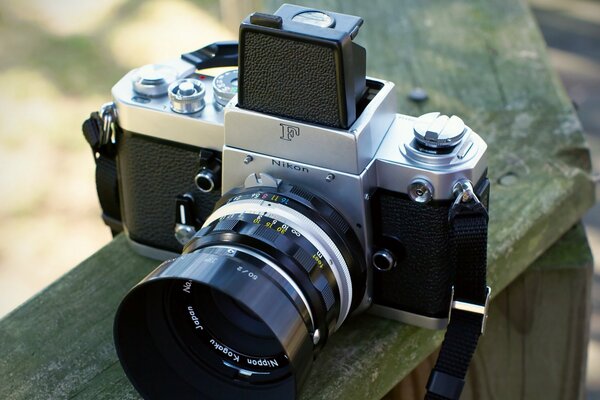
[{"x1": 114, "y1": 182, "x2": 366, "y2": 399}]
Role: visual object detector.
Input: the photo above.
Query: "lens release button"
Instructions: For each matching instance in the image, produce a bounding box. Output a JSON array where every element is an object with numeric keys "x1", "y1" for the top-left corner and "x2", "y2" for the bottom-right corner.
[{"x1": 372, "y1": 249, "x2": 396, "y2": 271}]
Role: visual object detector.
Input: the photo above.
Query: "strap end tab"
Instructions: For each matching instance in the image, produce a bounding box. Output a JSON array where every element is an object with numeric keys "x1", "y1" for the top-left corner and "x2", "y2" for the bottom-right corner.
[{"x1": 426, "y1": 370, "x2": 465, "y2": 400}]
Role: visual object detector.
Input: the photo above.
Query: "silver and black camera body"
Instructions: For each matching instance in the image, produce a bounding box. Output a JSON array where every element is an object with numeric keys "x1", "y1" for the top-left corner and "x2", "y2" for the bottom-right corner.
[
  {"x1": 105, "y1": 4, "x2": 489, "y2": 399},
  {"x1": 110, "y1": 50, "x2": 234, "y2": 254}
]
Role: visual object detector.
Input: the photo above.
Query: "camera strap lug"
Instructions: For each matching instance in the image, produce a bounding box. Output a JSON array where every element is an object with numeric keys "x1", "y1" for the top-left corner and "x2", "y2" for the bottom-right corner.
[
  {"x1": 425, "y1": 179, "x2": 489, "y2": 400},
  {"x1": 82, "y1": 103, "x2": 123, "y2": 236},
  {"x1": 99, "y1": 102, "x2": 117, "y2": 146}
]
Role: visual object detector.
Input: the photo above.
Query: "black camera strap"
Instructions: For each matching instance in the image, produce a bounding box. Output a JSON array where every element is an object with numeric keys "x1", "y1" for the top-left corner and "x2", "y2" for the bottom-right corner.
[
  {"x1": 425, "y1": 181, "x2": 490, "y2": 400},
  {"x1": 82, "y1": 107, "x2": 123, "y2": 236}
]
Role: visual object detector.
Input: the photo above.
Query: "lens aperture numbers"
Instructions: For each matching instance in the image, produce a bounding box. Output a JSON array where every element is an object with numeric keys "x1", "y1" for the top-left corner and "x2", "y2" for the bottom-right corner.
[{"x1": 236, "y1": 265, "x2": 259, "y2": 280}]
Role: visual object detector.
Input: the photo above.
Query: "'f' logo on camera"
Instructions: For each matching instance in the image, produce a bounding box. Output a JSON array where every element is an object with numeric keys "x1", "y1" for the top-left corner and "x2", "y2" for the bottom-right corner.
[{"x1": 280, "y1": 124, "x2": 300, "y2": 141}]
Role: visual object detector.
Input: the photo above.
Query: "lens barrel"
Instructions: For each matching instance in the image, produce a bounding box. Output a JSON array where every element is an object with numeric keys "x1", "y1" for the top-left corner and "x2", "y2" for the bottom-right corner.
[{"x1": 114, "y1": 183, "x2": 365, "y2": 399}]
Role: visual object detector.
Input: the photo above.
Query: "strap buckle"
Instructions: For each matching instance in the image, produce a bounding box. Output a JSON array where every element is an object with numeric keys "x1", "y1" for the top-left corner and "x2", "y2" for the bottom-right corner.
[{"x1": 450, "y1": 286, "x2": 491, "y2": 334}]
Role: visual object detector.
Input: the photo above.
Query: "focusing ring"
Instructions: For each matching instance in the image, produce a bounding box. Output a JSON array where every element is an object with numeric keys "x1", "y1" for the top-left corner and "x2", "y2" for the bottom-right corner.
[{"x1": 214, "y1": 183, "x2": 366, "y2": 314}]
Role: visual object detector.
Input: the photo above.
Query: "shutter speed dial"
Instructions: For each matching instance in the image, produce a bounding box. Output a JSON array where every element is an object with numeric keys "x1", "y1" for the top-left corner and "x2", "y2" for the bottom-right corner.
[
  {"x1": 212, "y1": 70, "x2": 238, "y2": 107},
  {"x1": 401, "y1": 112, "x2": 475, "y2": 167}
]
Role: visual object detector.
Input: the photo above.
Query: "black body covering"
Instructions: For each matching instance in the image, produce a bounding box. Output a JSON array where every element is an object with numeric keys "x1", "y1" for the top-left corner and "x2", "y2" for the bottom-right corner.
[
  {"x1": 116, "y1": 130, "x2": 221, "y2": 252},
  {"x1": 371, "y1": 179, "x2": 490, "y2": 318}
]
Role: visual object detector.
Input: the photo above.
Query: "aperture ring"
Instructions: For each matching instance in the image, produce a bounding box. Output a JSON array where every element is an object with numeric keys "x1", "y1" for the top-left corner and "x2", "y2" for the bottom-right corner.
[{"x1": 216, "y1": 213, "x2": 338, "y2": 308}]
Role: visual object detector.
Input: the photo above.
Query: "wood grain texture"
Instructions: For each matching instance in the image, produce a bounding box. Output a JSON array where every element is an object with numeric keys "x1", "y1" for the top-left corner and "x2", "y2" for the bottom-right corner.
[
  {"x1": 0, "y1": 226, "x2": 591, "y2": 400},
  {"x1": 384, "y1": 224, "x2": 593, "y2": 400},
  {"x1": 0, "y1": 235, "x2": 151, "y2": 400},
  {"x1": 0, "y1": 0, "x2": 594, "y2": 399}
]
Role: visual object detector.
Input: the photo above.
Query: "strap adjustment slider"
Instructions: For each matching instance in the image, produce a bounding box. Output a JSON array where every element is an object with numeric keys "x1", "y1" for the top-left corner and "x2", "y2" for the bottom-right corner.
[{"x1": 450, "y1": 286, "x2": 491, "y2": 334}]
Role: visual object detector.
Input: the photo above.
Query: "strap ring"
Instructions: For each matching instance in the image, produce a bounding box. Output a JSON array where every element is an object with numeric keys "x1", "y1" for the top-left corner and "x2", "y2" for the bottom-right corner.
[{"x1": 99, "y1": 102, "x2": 116, "y2": 146}]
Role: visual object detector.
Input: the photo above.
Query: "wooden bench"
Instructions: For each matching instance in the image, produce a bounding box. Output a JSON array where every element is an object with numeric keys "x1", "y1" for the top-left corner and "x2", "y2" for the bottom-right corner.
[{"x1": 0, "y1": 0, "x2": 594, "y2": 398}]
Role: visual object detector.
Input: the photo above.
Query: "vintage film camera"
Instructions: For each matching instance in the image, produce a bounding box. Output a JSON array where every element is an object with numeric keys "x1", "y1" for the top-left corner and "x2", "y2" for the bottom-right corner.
[{"x1": 82, "y1": 4, "x2": 489, "y2": 399}]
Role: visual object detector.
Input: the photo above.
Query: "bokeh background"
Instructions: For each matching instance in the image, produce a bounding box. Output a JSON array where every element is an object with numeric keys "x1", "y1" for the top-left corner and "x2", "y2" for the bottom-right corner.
[{"x1": 0, "y1": 0, "x2": 598, "y2": 397}]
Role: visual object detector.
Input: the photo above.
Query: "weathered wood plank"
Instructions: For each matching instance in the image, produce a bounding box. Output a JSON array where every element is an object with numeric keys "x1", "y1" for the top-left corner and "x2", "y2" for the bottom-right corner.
[
  {"x1": 0, "y1": 235, "x2": 151, "y2": 400},
  {"x1": 0, "y1": 224, "x2": 591, "y2": 400},
  {"x1": 262, "y1": 0, "x2": 575, "y2": 116},
  {"x1": 0, "y1": 0, "x2": 594, "y2": 399},
  {"x1": 465, "y1": 233, "x2": 592, "y2": 400},
  {"x1": 384, "y1": 224, "x2": 593, "y2": 400}
]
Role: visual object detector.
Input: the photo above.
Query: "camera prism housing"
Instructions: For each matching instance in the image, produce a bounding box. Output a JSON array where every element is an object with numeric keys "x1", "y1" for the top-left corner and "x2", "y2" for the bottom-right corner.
[
  {"x1": 238, "y1": 4, "x2": 366, "y2": 129},
  {"x1": 104, "y1": 4, "x2": 489, "y2": 400}
]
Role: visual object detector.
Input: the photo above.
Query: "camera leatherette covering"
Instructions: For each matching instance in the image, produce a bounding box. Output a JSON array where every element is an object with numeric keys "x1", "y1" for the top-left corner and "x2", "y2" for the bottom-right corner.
[
  {"x1": 239, "y1": 31, "x2": 343, "y2": 128},
  {"x1": 116, "y1": 130, "x2": 221, "y2": 252},
  {"x1": 372, "y1": 191, "x2": 454, "y2": 318}
]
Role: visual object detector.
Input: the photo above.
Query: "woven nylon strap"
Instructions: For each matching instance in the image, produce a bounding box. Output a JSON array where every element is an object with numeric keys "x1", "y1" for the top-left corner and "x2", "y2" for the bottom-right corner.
[
  {"x1": 425, "y1": 194, "x2": 489, "y2": 400},
  {"x1": 82, "y1": 112, "x2": 123, "y2": 236}
]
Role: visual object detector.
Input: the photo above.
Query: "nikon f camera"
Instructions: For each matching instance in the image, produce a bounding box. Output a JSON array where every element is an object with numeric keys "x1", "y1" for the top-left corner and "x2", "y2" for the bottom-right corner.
[{"x1": 83, "y1": 4, "x2": 489, "y2": 399}]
